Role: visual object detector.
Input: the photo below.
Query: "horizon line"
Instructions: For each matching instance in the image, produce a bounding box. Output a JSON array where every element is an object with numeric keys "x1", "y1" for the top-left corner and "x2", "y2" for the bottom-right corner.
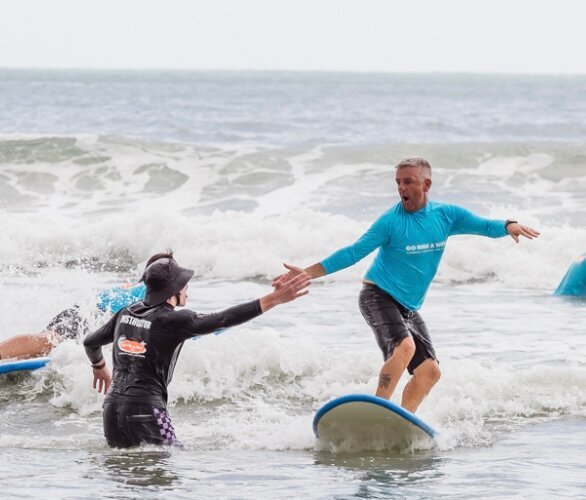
[{"x1": 1, "y1": 66, "x2": 585, "y2": 77}]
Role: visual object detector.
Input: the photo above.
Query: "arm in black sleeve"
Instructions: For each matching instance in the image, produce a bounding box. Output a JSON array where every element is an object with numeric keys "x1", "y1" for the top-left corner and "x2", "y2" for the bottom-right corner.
[
  {"x1": 83, "y1": 312, "x2": 118, "y2": 365},
  {"x1": 177, "y1": 299, "x2": 263, "y2": 339}
]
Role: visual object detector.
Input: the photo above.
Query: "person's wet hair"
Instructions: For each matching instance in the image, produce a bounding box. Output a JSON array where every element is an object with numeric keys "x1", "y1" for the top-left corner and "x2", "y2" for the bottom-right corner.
[{"x1": 145, "y1": 250, "x2": 174, "y2": 269}]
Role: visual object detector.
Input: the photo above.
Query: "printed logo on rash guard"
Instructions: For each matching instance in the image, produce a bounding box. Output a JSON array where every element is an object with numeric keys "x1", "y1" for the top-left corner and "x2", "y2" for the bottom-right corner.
[
  {"x1": 405, "y1": 240, "x2": 446, "y2": 255},
  {"x1": 117, "y1": 336, "x2": 147, "y2": 356}
]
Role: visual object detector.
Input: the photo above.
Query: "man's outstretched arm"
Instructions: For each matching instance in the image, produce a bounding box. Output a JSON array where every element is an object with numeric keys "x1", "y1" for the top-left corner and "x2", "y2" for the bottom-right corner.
[{"x1": 451, "y1": 206, "x2": 540, "y2": 242}]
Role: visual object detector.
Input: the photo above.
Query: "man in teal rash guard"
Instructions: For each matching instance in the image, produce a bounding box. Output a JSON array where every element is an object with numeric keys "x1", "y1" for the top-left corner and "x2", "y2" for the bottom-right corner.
[{"x1": 274, "y1": 158, "x2": 540, "y2": 413}]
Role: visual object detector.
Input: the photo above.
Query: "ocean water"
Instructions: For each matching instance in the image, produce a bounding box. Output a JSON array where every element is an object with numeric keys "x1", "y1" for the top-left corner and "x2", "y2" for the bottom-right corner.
[{"x1": 0, "y1": 70, "x2": 585, "y2": 499}]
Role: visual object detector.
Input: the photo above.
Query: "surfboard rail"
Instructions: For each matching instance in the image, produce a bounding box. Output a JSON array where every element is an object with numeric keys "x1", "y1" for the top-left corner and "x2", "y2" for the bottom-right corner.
[{"x1": 0, "y1": 356, "x2": 51, "y2": 375}]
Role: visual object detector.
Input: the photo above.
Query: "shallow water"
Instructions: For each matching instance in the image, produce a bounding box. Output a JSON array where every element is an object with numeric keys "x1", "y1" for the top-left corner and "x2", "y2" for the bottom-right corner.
[
  {"x1": 2, "y1": 420, "x2": 584, "y2": 499},
  {"x1": 1, "y1": 280, "x2": 585, "y2": 498}
]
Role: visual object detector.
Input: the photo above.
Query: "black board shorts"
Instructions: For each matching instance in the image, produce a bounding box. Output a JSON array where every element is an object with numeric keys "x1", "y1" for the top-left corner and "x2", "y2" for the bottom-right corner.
[
  {"x1": 358, "y1": 283, "x2": 437, "y2": 374},
  {"x1": 103, "y1": 399, "x2": 178, "y2": 448},
  {"x1": 45, "y1": 306, "x2": 90, "y2": 340}
]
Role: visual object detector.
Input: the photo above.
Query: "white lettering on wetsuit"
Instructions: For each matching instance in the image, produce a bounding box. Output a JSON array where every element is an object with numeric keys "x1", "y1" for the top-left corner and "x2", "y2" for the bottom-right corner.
[{"x1": 120, "y1": 315, "x2": 152, "y2": 329}]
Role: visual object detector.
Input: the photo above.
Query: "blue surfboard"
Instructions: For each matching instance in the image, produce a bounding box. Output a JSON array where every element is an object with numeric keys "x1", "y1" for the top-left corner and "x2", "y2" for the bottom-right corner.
[
  {"x1": 313, "y1": 394, "x2": 436, "y2": 447},
  {"x1": 0, "y1": 357, "x2": 51, "y2": 375}
]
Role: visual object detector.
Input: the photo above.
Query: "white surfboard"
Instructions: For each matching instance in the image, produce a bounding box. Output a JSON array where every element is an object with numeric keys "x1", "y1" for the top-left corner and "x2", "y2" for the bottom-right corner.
[
  {"x1": 313, "y1": 394, "x2": 437, "y2": 448},
  {"x1": 0, "y1": 357, "x2": 51, "y2": 375}
]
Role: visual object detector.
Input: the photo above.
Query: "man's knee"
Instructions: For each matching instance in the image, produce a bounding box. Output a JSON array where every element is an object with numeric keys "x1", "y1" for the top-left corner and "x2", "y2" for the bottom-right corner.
[
  {"x1": 429, "y1": 362, "x2": 441, "y2": 383},
  {"x1": 394, "y1": 336, "x2": 416, "y2": 361},
  {"x1": 417, "y1": 360, "x2": 441, "y2": 385}
]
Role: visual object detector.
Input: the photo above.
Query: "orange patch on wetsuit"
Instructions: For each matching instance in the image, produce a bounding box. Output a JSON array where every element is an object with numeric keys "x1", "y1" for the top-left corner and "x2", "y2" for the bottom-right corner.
[{"x1": 118, "y1": 337, "x2": 147, "y2": 354}]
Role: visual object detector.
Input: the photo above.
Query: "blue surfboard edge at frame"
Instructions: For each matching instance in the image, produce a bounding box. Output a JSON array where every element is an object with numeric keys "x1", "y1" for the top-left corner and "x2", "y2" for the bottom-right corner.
[
  {"x1": 0, "y1": 356, "x2": 51, "y2": 375},
  {"x1": 313, "y1": 393, "x2": 437, "y2": 439}
]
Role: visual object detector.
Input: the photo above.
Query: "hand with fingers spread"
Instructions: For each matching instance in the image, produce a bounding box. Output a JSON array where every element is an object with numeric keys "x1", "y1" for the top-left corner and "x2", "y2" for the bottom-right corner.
[
  {"x1": 506, "y1": 222, "x2": 541, "y2": 243},
  {"x1": 261, "y1": 272, "x2": 311, "y2": 312}
]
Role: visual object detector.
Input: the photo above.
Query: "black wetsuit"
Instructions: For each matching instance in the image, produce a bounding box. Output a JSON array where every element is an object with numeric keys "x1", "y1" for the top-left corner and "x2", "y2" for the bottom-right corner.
[{"x1": 83, "y1": 299, "x2": 262, "y2": 448}]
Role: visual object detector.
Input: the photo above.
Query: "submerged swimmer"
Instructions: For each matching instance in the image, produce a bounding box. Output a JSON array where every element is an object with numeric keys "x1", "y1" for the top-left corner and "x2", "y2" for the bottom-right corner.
[
  {"x1": 0, "y1": 252, "x2": 170, "y2": 361},
  {"x1": 84, "y1": 255, "x2": 310, "y2": 448}
]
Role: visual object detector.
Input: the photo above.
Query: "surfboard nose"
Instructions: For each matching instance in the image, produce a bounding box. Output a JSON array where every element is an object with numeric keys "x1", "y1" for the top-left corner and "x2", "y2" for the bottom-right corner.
[{"x1": 313, "y1": 394, "x2": 437, "y2": 450}]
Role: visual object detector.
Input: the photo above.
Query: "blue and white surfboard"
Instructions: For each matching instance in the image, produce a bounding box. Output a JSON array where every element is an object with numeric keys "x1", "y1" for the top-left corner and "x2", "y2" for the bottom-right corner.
[
  {"x1": 313, "y1": 394, "x2": 437, "y2": 447},
  {"x1": 0, "y1": 357, "x2": 51, "y2": 375}
]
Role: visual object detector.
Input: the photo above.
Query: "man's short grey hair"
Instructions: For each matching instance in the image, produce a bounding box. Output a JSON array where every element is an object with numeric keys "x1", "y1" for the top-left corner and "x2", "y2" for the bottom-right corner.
[{"x1": 395, "y1": 158, "x2": 432, "y2": 177}]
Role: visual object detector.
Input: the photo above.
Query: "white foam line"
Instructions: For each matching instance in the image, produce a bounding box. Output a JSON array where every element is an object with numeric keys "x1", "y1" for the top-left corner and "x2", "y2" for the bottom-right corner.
[{"x1": 254, "y1": 161, "x2": 387, "y2": 216}]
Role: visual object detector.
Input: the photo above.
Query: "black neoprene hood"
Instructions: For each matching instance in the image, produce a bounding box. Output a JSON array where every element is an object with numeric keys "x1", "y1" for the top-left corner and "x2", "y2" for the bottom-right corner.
[{"x1": 141, "y1": 258, "x2": 194, "y2": 306}]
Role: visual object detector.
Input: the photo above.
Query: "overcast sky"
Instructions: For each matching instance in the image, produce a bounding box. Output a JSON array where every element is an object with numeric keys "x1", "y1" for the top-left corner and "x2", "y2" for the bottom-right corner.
[{"x1": 1, "y1": 0, "x2": 584, "y2": 73}]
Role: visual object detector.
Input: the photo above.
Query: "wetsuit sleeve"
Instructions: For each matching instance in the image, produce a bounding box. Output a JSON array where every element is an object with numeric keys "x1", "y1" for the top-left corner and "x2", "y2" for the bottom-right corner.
[
  {"x1": 83, "y1": 312, "x2": 119, "y2": 365},
  {"x1": 173, "y1": 300, "x2": 263, "y2": 340},
  {"x1": 449, "y1": 205, "x2": 508, "y2": 238},
  {"x1": 320, "y1": 215, "x2": 391, "y2": 275}
]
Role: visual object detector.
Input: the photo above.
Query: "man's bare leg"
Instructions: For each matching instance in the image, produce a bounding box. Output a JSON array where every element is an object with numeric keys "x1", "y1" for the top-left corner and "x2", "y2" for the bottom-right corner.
[
  {"x1": 401, "y1": 359, "x2": 441, "y2": 413},
  {"x1": 375, "y1": 337, "x2": 415, "y2": 399},
  {"x1": 0, "y1": 332, "x2": 56, "y2": 360}
]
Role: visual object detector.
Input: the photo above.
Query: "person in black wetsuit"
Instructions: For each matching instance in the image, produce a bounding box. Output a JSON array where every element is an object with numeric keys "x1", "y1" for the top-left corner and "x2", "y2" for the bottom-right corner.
[{"x1": 83, "y1": 256, "x2": 310, "y2": 448}]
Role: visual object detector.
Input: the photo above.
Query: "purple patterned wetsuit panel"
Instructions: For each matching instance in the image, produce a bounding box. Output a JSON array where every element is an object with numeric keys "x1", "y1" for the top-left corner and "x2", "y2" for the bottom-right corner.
[{"x1": 153, "y1": 408, "x2": 177, "y2": 445}]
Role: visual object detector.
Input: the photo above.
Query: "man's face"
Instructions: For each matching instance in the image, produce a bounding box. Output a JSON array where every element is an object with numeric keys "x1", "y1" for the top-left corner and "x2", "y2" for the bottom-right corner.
[{"x1": 395, "y1": 166, "x2": 431, "y2": 212}]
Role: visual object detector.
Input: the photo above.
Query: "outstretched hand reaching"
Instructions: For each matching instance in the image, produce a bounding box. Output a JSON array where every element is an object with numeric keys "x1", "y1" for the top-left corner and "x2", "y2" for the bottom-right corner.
[
  {"x1": 506, "y1": 222, "x2": 540, "y2": 243},
  {"x1": 261, "y1": 272, "x2": 310, "y2": 312},
  {"x1": 272, "y1": 263, "x2": 305, "y2": 288}
]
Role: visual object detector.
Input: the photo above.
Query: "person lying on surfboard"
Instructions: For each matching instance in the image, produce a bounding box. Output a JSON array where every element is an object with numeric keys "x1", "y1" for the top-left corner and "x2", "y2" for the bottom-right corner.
[
  {"x1": 273, "y1": 157, "x2": 540, "y2": 413},
  {"x1": 84, "y1": 255, "x2": 310, "y2": 448},
  {"x1": 0, "y1": 251, "x2": 172, "y2": 361}
]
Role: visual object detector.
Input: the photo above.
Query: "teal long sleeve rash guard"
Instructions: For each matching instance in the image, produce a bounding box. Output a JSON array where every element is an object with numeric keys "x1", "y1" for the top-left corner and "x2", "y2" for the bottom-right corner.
[{"x1": 320, "y1": 201, "x2": 508, "y2": 310}]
